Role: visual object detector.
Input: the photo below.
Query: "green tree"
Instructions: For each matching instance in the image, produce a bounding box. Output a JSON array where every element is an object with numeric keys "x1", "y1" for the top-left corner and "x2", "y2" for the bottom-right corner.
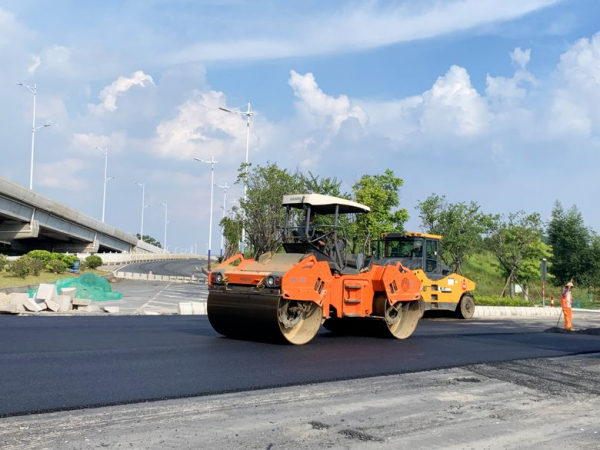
[
  {"x1": 547, "y1": 201, "x2": 596, "y2": 288},
  {"x1": 487, "y1": 211, "x2": 550, "y2": 298},
  {"x1": 136, "y1": 234, "x2": 162, "y2": 248},
  {"x1": 417, "y1": 194, "x2": 495, "y2": 274},
  {"x1": 236, "y1": 162, "x2": 303, "y2": 257},
  {"x1": 352, "y1": 169, "x2": 408, "y2": 251},
  {"x1": 220, "y1": 216, "x2": 243, "y2": 259}
]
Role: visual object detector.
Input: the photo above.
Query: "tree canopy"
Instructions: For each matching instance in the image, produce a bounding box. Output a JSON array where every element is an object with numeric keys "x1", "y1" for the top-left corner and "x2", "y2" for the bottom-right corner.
[
  {"x1": 417, "y1": 194, "x2": 495, "y2": 274},
  {"x1": 547, "y1": 201, "x2": 599, "y2": 289}
]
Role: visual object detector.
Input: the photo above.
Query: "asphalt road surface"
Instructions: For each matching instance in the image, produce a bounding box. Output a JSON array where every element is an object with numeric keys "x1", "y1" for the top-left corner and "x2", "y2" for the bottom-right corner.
[
  {"x1": 116, "y1": 259, "x2": 206, "y2": 277},
  {"x1": 1, "y1": 315, "x2": 599, "y2": 417}
]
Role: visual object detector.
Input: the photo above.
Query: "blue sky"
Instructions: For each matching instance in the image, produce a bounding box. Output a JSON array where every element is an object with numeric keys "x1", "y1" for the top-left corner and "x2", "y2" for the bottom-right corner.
[{"x1": 1, "y1": 0, "x2": 600, "y2": 253}]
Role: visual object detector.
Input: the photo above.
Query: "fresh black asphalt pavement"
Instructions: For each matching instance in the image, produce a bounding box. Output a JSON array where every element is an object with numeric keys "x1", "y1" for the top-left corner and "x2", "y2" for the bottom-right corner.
[{"x1": 1, "y1": 314, "x2": 599, "y2": 417}]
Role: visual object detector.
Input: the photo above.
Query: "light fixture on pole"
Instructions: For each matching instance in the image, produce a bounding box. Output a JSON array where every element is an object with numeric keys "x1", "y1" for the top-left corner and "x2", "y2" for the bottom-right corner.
[
  {"x1": 194, "y1": 156, "x2": 219, "y2": 269},
  {"x1": 95, "y1": 147, "x2": 114, "y2": 223},
  {"x1": 215, "y1": 182, "x2": 228, "y2": 257},
  {"x1": 18, "y1": 83, "x2": 51, "y2": 190},
  {"x1": 135, "y1": 182, "x2": 150, "y2": 242},
  {"x1": 160, "y1": 202, "x2": 169, "y2": 253},
  {"x1": 219, "y1": 103, "x2": 256, "y2": 252}
]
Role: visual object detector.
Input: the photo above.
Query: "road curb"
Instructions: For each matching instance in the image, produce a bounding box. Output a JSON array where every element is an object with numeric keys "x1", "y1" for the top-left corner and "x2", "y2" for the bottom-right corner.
[{"x1": 473, "y1": 306, "x2": 600, "y2": 318}]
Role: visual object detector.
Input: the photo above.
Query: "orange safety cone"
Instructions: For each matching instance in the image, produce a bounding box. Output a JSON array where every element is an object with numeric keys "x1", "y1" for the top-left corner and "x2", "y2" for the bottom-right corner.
[{"x1": 550, "y1": 296, "x2": 554, "y2": 307}]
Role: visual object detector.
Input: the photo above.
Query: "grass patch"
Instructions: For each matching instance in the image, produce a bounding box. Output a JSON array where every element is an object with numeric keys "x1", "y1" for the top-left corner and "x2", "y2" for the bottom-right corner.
[
  {"x1": 461, "y1": 251, "x2": 599, "y2": 310},
  {"x1": 0, "y1": 269, "x2": 107, "y2": 289}
]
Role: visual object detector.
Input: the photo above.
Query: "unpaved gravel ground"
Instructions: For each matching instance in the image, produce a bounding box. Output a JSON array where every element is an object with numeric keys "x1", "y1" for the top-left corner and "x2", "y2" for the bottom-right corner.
[{"x1": 1, "y1": 353, "x2": 599, "y2": 450}]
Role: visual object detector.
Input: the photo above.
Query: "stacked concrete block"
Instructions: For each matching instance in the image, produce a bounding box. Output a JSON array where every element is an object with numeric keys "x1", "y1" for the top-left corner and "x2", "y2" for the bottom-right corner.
[
  {"x1": 23, "y1": 298, "x2": 43, "y2": 312},
  {"x1": 103, "y1": 306, "x2": 120, "y2": 313},
  {"x1": 34, "y1": 284, "x2": 58, "y2": 305},
  {"x1": 56, "y1": 295, "x2": 73, "y2": 312},
  {"x1": 72, "y1": 298, "x2": 91, "y2": 307},
  {"x1": 45, "y1": 299, "x2": 61, "y2": 312},
  {"x1": 59, "y1": 288, "x2": 77, "y2": 301}
]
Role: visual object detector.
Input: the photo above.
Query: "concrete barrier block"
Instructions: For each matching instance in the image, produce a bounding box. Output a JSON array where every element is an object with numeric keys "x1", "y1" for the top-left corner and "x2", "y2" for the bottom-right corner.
[
  {"x1": 23, "y1": 298, "x2": 43, "y2": 312},
  {"x1": 56, "y1": 295, "x2": 72, "y2": 312},
  {"x1": 72, "y1": 298, "x2": 91, "y2": 307},
  {"x1": 191, "y1": 302, "x2": 207, "y2": 315},
  {"x1": 0, "y1": 304, "x2": 19, "y2": 314},
  {"x1": 35, "y1": 283, "x2": 57, "y2": 303},
  {"x1": 60, "y1": 287, "x2": 77, "y2": 301},
  {"x1": 45, "y1": 299, "x2": 61, "y2": 312},
  {"x1": 178, "y1": 302, "x2": 193, "y2": 315},
  {"x1": 10, "y1": 293, "x2": 29, "y2": 311},
  {"x1": 103, "y1": 306, "x2": 120, "y2": 313}
]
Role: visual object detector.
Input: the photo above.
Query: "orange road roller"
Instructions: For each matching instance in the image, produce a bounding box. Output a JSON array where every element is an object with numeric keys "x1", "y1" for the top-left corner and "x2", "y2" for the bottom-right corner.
[{"x1": 207, "y1": 194, "x2": 423, "y2": 345}]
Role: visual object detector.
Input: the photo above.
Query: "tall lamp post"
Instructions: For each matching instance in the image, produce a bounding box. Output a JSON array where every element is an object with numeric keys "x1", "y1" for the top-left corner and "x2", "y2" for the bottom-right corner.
[
  {"x1": 95, "y1": 147, "x2": 114, "y2": 223},
  {"x1": 160, "y1": 202, "x2": 169, "y2": 253},
  {"x1": 194, "y1": 156, "x2": 219, "y2": 269},
  {"x1": 136, "y1": 182, "x2": 150, "y2": 242},
  {"x1": 215, "y1": 182, "x2": 228, "y2": 257},
  {"x1": 18, "y1": 83, "x2": 51, "y2": 190},
  {"x1": 219, "y1": 103, "x2": 256, "y2": 252}
]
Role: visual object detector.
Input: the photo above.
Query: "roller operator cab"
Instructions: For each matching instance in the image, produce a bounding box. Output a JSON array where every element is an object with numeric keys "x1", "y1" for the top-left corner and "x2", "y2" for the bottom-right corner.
[
  {"x1": 207, "y1": 194, "x2": 424, "y2": 345},
  {"x1": 375, "y1": 233, "x2": 476, "y2": 319}
]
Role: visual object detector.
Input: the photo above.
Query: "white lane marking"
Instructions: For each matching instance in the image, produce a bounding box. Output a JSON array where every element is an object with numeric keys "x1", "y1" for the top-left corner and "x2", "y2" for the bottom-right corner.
[{"x1": 135, "y1": 283, "x2": 174, "y2": 313}]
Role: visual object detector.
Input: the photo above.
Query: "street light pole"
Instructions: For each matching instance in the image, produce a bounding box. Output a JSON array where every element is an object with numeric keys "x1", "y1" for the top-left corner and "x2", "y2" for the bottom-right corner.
[
  {"x1": 219, "y1": 103, "x2": 256, "y2": 253},
  {"x1": 136, "y1": 182, "x2": 149, "y2": 242},
  {"x1": 160, "y1": 202, "x2": 169, "y2": 252},
  {"x1": 18, "y1": 83, "x2": 50, "y2": 190},
  {"x1": 95, "y1": 147, "x2": 114, "y2": 223},
  {"x1": 215, "y1": 182, "x2": 228, "y2": 257},
  {"x1": 194, "y1": 156, "x2": 219, "y2": 269}
]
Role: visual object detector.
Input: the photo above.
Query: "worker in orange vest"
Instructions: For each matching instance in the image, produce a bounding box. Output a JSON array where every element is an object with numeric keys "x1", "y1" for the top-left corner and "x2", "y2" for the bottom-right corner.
[{"x1": 560, "y1": 281, "x2": 575, "y2": 331}]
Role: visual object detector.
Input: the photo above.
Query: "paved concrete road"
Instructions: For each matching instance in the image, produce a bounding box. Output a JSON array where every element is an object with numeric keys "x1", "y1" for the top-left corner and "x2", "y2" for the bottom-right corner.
[
  {"x1": 0, "y1": 314, "x2": 599, "y2": 417},
  {"x1": 115, "y1": 259, "x2": 206, "y2": 277},
  {"x1": 1, "y1": 353, "x2": 599, "y2": 449},
  {"x1": 100, "y1": 280, "x2": 207, "y2": 314}
]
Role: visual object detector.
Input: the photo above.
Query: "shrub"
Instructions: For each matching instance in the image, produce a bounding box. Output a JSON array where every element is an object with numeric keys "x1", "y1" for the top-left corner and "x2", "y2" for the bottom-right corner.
[
  {"x1": 7, "y1": 256, "x2": 33, "y2": 278},
  {"x1": 85, "y1": 255, "x2": 103, "y2": 269},
  {"x1": 27, "y1": 250, "x2": 53, "y2": 263},
  {"x1": 79, "y1": 260, "x2": 88, "y2": 271},
  {"x1": 0, "y1": 254, "x2": 8, "y2": 272},
  {"x1": 46, "y1": 259, "x2": 68, "y2": 274},
  {"x1": 29, "y1": 258, "x2": 45, "y2": 276},
  {"x1": 54, "y1": 253, "x2": 78, "y2": 267}
]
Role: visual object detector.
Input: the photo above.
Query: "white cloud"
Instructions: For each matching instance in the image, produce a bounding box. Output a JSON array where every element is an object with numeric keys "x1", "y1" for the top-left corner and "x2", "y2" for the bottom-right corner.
[
  {"x1": 92, "y1": 70, "x2": 155, "y2": 113},
  {"x1": 153, "y1": 90, "x2": 250, "y2": 161},
  {"x1": 36, "y1": 158, "x2": 87, "y2": 190},
  {"x1": 70, "y1": 132, "x2": 127, "y2": 152},
  {"x1": 27, "y1": 54, "x2": 41, "y2": 74},
  {"x1": 550, "y1": 32, "x2": 600, "y2": 136},
  {"x1": 0, "y1": 8, "x2": 31, "y2": 47},
  {"x1": 510, "y1": 47, "x2": 531, "y2": 69},
  {"x1": 417, "y1": 65, "x2": 489, "y2": 136},
  {"x1": 486, "y1": 47, "x2": 535, "y2": 105},
  {"x1": 170, "y1": 0, "x2": 562, "y2": 63},
  {"x1": 288, "y1": 70, "x2": 368, "y2": 132}
]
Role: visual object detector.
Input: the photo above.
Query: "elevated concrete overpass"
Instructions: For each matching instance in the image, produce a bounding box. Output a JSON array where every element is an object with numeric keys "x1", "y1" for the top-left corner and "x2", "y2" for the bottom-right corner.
[{"x1": 0, "y1": 177, "x2": 155, "y2": 254}]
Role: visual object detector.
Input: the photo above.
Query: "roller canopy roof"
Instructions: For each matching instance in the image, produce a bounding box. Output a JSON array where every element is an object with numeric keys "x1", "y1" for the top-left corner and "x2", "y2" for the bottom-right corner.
[{"x1": 282, "y1": 194, "x2": 370, "y2": 214}]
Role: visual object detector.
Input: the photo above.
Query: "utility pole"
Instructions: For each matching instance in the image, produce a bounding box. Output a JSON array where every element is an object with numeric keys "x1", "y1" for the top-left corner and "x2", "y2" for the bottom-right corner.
[{"x1": 219, "y1": 103, "x2": 256, "y2": 253}]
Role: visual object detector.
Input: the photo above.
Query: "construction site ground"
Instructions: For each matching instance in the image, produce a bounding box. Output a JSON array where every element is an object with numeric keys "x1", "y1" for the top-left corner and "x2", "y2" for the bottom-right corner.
[{"x1": 1, "y1": 353, "x2": 599, "y2": 450}]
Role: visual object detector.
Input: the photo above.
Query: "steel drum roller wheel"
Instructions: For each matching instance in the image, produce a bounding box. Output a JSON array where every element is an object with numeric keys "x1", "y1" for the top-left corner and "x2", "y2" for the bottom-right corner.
[{"x1": 207, "y1": 291, "x2": 322, "y2": 345}]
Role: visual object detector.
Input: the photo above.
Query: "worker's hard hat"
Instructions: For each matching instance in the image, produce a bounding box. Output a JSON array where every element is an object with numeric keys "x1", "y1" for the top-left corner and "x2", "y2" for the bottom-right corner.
[{"x1": 566, "y1": 281, "x2": 574, "y2": 287}]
